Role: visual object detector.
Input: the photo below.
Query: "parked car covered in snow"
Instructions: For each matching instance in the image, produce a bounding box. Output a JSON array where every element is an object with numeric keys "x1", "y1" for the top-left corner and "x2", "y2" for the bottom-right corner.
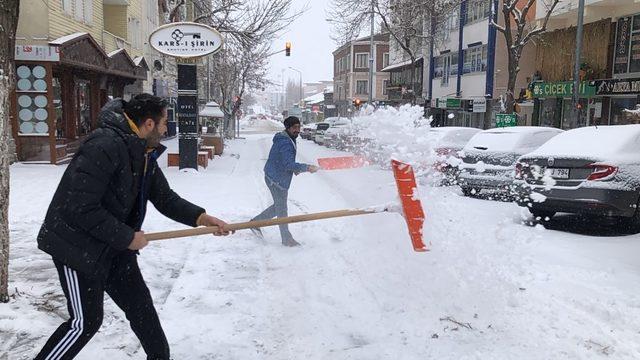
[
  {"x1": 458, "y1": 127, "x2": 563, "y2": 197},
  {"x1": 514, "y1": 125, "x2": 640, "y2": 226},
  {"x1": 324, "y1": 120, "x2": 354, "y2": 150},
  {"x1": 303, "y1": 122, "x2": 329, "y2": 142},
  {"x1": 425, "y1": 127, "x2": 482, "y2": 183},
  {"x1": 301, "y1": 123, "x2": 316, "y2": 140},
  {"x1": 315, "y1": 120, "x2": 348, "y2": 145}
]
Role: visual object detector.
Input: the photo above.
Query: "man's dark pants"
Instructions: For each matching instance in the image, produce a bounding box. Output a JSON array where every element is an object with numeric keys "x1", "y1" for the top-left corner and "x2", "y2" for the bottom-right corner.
[{"x1": 35, "y1": 252, "x2": 169, "y2": 360}]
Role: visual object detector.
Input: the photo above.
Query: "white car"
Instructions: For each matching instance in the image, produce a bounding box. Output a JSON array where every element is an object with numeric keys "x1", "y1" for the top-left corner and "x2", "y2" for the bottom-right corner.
[
  {"x1": 323, "y1": 120, "x2": 353, "y2": 149},
  {"x1": 315, "y1": 119, "x2": 349, "y2": 145},
  {"x1": 458, "y1": 126, "x2": 563, "y2": 196}
]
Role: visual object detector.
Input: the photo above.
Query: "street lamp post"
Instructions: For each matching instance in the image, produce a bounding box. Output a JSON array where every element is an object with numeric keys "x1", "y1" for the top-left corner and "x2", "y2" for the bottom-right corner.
[
  {"x1": 289, "y1": 66, "x2": 303, "y2": 105},
  {"x1": 572, "y1": 0, "x2": 586, "y2": 126}
]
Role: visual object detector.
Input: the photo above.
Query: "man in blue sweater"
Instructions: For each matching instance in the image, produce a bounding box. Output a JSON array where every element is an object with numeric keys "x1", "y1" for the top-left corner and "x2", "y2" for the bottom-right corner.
[{"x1": 251, "y1": 116, "x2": 318, "y2": 246}]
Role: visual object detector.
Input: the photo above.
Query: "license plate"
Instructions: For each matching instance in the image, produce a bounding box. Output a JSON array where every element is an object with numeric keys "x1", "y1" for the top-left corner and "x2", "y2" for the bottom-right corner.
[{"x1": 549, "y1": 168, "x2": 570, "y2": 179}]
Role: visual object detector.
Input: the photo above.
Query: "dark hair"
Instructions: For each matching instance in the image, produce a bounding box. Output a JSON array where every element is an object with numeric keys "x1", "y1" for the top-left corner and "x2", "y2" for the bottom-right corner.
[
  {"x1": 283, "y1": 116, "x2": 300, "y2": 129},
  {"x1": 124, "y1": 93, "x2": 168, "y2": 126}
]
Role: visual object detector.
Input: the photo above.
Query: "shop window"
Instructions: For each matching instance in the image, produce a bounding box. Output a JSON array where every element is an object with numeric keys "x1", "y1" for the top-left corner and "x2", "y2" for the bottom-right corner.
[
  {"x1": 76, "y1": 81, "x2": 92, "y2": 136},
  {"x1": 16, "y1": 65, "x2": 49, "y2": 135},
  {"x1": 53, "y1": 77, "x2": 64, "y2": 139},
  {"x1": 539, "y1": 98, "x2": 560, "y2": 128},
  {"x1": 356, "y1": 80, "x2": 368, "y2": 95},
  {"x1": 561, "y1": 99, "x2": 588, "y2": 129},
  {"x1": 610, "y1": 97, "x2": 640, "y2": 125}
]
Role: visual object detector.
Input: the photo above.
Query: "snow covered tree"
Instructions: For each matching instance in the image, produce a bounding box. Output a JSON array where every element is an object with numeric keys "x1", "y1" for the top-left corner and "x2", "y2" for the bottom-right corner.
[
  {"x1": 164, "y1": 0, "x2": 303, "y2": 137},
  {"x1": 0, "y1": 0, "x2": 19, "y2": 303},
  {"x1": 492, "y1": 0, "x2": 560, "y2": 114}
]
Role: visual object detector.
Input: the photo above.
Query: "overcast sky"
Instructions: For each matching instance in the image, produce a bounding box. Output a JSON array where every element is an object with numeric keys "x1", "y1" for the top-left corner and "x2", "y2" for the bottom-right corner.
[{"x1": 267, "y1": 0, "x2": 335, "y2": 87}]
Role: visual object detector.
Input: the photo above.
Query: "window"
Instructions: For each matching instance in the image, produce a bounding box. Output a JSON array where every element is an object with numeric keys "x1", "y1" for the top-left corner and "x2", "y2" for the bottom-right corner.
[
  {"x1": 356, "y1": 80, "x2": 368, "y2": 94},
  {"x1": 463, "y1": 45, "x2": 487, "y2": 73},
  {"x1": 74, "y1": 0, "x2": 83, "y2": 21},
  {"x1": 147, "y1": 0, "x2": 159, "y2": 25},
  {"x1": 614, "y1": 14, "x2": 640, "y2": 74},
  {"x1": 71, "y1": 0, "x2": 92, "y2": 24},
  {"x1": 355, "y1": 53, "x2": 369, "y2": 68},
  {"x1": 129, "y1": 18, "x2": 142, "y2": 49},
  {"x1": 383, "y1": 53, "x2": 389, "y2": 68},
  {"x1": 466, "y1": 0, "x2": 490, "y2": 24},
  {"x1": 383, "y1": 80, "x2": 390, "y2": 95},
  {"x1": 61, "y1": 0, "x2": 72, "y2": 15},
  {"x1": 83, "y1": 0, "x2": 92, "y2": 25},
  {"x1": 434, "y1": 52, "x2": 458, "y2": 84}
]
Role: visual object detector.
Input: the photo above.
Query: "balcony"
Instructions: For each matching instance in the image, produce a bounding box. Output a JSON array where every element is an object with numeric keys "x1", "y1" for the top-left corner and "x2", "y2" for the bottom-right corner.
[{"x1": 538, "y1": 0, "x2": 640, "y2": 30}]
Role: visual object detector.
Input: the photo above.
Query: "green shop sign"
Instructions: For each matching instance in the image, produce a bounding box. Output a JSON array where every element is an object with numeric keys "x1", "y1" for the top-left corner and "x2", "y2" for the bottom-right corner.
[
  {"x1": 435, "y1": 98, "x2": 462, "y2": 109},
  {"x1": 532, "y1": 81, "x2": 596, "y2": 98},
  {"x1": 496, "y1": 113, "x2": 517, "y2": 128}
]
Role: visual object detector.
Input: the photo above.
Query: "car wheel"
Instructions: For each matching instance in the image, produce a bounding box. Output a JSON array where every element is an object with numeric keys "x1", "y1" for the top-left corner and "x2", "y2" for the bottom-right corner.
[
  {"x1": 461, "y1": 187, "x2": 477, "y2": 197},
  {"x1": 621, "y1": 198, "x2": 640, "y2": 233},
  {"x1": 529, "y1": 209, "x2": 555, "y2": 221}
]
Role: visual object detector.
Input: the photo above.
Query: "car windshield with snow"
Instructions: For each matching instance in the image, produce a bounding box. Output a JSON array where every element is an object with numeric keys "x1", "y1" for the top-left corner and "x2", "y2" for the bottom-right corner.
[
  {"x1": 458, "y1": 127, "x2": 563, "y2": 196},
  {"x1": 514, "y1": 125, "x2": 640, "y2": 227}
]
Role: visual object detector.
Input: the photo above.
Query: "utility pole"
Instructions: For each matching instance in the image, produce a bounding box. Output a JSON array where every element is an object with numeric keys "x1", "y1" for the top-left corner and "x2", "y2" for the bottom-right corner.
[
  {"x1": 368, "y1": 0, "x2": 374, "y2": 104},
  {"x1": 572, "y1": 0, "x2": 586, "y2": 126}
]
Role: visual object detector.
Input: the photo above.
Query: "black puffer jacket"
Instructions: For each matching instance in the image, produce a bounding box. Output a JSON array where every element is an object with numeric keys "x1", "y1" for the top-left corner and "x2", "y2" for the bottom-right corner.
[{"x1": 37, "y1": 99, "x2": 205, "y2": 279}]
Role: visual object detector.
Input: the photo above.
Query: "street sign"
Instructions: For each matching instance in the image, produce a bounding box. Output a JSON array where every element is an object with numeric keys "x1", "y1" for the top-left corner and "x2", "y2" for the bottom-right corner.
[
  {"x1": 496, "y1": 113, "x2": 517, "y2": 128},
  {"x1": 149, "y1": 22, "x2": 223, "y2": 58},
  {"x1": 531, "y1": 81, "x2": 596, "y2": 98},
  {"x1": 472, "y1": 98, "x2": 487, "y2": 113}
]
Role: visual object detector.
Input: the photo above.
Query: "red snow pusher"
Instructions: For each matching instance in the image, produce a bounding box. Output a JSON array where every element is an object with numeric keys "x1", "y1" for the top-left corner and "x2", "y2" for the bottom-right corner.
[
  {"x1": 147, "y1": 160, "x2": 428, "y2": 252},
  {"x1": 317, "y1": 156, "x2": 369, "y2": 170}
]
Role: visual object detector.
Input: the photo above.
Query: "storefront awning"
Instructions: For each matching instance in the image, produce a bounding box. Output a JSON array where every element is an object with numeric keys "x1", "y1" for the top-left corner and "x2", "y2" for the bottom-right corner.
[
  {"x1": 50, "y1": 32, "x2": 109, "y2": 73},
  {"x1": 49, "y1": 33, "x2": 146, "y2": 80},
  {"x1": 108, "y1": 49, "x2": 147, "y2": 80}
]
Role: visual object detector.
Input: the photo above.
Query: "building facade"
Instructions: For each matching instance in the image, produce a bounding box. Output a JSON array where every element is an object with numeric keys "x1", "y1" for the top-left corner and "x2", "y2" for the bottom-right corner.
[
  {"x1": 530, "y1": 0, "x2": 640, "y2": 128},
  {"x1": 332, "y1": 33, "x2": 390, "y2": 116},
  {"x1": 12, "y1": 0, "x2": 157, "y2": 164},
  {"x1": 427, "y1": 0, "x2": 499, "y2": 128}
]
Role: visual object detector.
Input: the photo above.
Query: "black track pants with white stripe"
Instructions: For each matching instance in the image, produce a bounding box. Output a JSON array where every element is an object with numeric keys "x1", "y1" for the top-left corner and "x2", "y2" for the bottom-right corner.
[{"x1": 35, "y1": 254, "x2": 170, "y2": 360}]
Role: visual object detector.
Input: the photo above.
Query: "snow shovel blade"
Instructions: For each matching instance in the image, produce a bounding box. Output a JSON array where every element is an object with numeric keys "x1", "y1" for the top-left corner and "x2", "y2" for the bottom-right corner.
[
  {"x1": 391, "y1": 160, "x2": 428, "y2": 252},
  {"x1": 317, "y1": 156, "x2": 369, "y2": 170}
]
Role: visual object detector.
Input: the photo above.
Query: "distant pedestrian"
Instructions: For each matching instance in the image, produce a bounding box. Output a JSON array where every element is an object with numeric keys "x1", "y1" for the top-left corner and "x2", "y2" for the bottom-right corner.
[
  {"x1": 34, "y1": 94, "x2": 231, "y2": 359},
  {"x1": 251, "y1": 116, "x2": 318, "y2": 246}
]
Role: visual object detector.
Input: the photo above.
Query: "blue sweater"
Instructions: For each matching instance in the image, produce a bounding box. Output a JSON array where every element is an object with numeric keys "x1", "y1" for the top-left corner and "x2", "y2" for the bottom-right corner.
[{"x1": 264, "y1": 131, "x2": 309, "y2": 189}]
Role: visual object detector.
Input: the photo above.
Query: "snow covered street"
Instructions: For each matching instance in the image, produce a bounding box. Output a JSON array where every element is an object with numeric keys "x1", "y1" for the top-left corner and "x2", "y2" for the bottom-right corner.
[{"x1": 2, "y1": 121, "x2": 640, "y2": 359}]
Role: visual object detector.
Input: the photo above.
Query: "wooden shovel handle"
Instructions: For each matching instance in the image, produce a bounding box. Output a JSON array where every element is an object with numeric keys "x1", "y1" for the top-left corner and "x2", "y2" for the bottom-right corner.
[{"x1": 146, "y1": 209, "x2": 377, "y2": 241}]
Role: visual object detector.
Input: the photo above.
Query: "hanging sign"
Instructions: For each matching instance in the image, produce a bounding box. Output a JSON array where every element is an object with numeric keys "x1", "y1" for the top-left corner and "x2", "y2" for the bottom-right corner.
[{"x1": 149, "y1": 22, "x2": 223, "y2": 58}]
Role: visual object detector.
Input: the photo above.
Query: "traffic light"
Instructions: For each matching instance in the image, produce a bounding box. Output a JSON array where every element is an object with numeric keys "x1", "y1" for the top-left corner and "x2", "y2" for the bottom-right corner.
[
  {"x1": 285, "y1": 42, "x2": 291, "y2": 56},
  {"x1": 353, "y1": 98, "x2": 362, "y2": 109}
]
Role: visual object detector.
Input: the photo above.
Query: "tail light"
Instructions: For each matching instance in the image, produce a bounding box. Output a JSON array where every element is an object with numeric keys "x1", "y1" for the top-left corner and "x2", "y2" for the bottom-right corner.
[{"x1": 587, "y1": 164, "x2": 618, "y2": 181}]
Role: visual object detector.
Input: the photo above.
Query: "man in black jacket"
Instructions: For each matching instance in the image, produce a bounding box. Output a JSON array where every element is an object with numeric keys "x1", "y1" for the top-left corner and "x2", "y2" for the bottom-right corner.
[{"x1": 34, "y1": 94, "x2": 230, "y2": 360}]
